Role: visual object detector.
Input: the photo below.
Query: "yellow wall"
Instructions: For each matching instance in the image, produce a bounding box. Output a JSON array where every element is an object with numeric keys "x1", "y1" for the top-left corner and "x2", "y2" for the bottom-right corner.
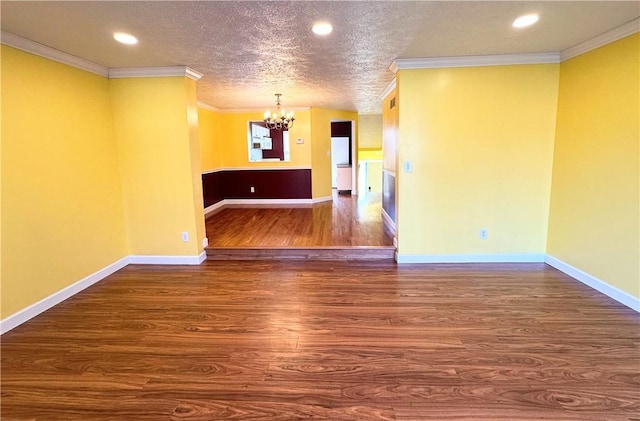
[
  {"x1": 382, "y1": 86, "x2": 398, "y2": 174},
  {"x1": 185, "y1": 79, "x2": 206, "y2": 251},
  {"x1": 310, "y1": 108, "x2": 359, "y2": 199},
  {"x1": 198, "y1": 107, "x2": 362, "y2": 201},
  {"x1": 199, "y1": 109, "x2": 312, "y2": 170},
  {"x1": 547, "y1": 34, "x2": 639, "y2": 298},
  {"x1": 366, "y1": 161, "x2": 383, "y2": 193},
  {"x1": 198, "y1": 107, "x2": 223, "y2": 172},
  {"x1": 110, "y1": 77, "x2": 203, "y2": 256},
  {"x1": 199, "y1": 107, "x2": 360, "y2": 201},
  {"x1": 396, "y1": 64, "x2": 559, "y2": 256},
  {"x1": 358, "y1": 150, "x2": 383, "y2": 161},
  {"x1": 1, "y1": 46, "x2": 128, "y2": 318},
  {"x1": 358, "y1": 114, "x2": 382, "y2": 150}
]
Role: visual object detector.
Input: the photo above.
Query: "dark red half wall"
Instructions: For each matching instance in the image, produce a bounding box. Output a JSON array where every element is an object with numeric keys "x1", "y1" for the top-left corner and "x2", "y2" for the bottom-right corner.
[{"x1": 202, "y1": 169, "x2": 312, "y2": 207}]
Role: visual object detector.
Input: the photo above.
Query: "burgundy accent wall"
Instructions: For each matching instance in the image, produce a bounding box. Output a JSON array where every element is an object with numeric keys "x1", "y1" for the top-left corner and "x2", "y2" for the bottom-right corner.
[
  {"x1": 202, "y1": 171, "x2": 225, "y2": 208},
  {"x1": 382, "y1": 171, "x2": 396, "y2": 223},
  {"x1": 262, "y1": 128, "x2": 285, "y2": 160},
  {"x1": 202, "y1": 169, "x2": 312, "y2": 207}
]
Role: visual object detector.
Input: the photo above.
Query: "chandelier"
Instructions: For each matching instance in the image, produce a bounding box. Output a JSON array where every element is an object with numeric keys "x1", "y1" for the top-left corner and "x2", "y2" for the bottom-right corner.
[{"x1": 264, "y1": 93, "x2": 294, "y2": 130}]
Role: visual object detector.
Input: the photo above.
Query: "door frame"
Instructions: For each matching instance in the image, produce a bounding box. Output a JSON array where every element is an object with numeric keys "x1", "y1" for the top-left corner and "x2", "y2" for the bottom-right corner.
[{"x1": 330, "y1": 119, "x2": 357, "y2": 195}]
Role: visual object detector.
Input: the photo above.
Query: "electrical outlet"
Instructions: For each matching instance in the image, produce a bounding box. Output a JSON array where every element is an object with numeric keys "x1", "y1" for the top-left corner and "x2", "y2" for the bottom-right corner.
[
  {"x1": 181, "y1": 231, "x2": 189, "y2": 242},
  {"x1": 202, "y1": 237, "x2": 209, "y2": 248},
  {"x1": 479, "y1": 229, "x2": 488, "y2": 240},
  {"x1": 250, "y1": 186, "x2": 255, "y2": 193},
  {"x1": 403, "y1": 160, "x2": 413, "y2": 173},
  {"x1": 296, "y1": 138, "x2": 304, "y2": 144}
]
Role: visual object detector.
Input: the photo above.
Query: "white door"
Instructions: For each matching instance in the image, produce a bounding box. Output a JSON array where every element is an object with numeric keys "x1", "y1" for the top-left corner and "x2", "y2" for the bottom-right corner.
[{"x1": 331, "y1": 137, "x2": 350, "y2": 188}]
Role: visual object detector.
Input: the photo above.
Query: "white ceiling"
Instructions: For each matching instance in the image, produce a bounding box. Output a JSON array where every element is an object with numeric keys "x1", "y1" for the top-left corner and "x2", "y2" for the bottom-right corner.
[{"x1": 1, "y1": 1, "x2": 638, "y2": 114}]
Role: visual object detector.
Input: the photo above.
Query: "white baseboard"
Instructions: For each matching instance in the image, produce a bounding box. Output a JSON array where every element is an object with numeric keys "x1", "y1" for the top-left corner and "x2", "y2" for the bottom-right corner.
[
  {"x1": 5, "y1": 250, "x2": 635, "y2": 336},
  {"x1": 224, "y1": 198, "x2": 315, "y2": 205},
  {"x1": 206, "y1": 196, "x2": 331, "y2": 212},
  {"x1": 0, "y1": 256, "x2": 129, "y2": 334},
  {"x1": 204, "y1": 201, "x2": 225, "y2": 215},
  {"x1": 129, "y1": 252, "x2": 207, "y2": 265},
  {"x1": 381, "y1": 208, "x2": 396, "y2": 233},
  {"x1": 311, "y1": 195, "x2": 333, "y2": 204},
  {"x1": 396, "y1": 253, "x2": 545, "y2": 264},
  {"x1": 545, "y1": 255, "x2": 639, "y2": 312},
  {"x1": 1, "y1": 251, "x2": 207, "y2": 334}
]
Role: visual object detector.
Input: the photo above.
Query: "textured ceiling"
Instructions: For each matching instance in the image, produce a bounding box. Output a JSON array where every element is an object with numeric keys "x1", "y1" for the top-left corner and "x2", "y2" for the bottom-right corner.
[{"x1": 1, "y1": 1, "x2": 638, "y2": 113}]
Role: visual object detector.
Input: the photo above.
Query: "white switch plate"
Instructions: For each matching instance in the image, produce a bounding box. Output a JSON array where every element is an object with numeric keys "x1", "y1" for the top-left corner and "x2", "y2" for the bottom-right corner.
[
  {"x1": 181, "y1": 231, "x2": 189, "y2": 242},
  {"x1": 403, "y1": 160, "x2": 413, "y2": 173},
  {"x1": 479, "y1": 229, "x2": 488, "y2": 240},
  {"x1": 296, "y1": 138, "x2": 304, "y2": 144},
  {"x1": 250, "y1": 186, "x2": 255, "y2": 193}
]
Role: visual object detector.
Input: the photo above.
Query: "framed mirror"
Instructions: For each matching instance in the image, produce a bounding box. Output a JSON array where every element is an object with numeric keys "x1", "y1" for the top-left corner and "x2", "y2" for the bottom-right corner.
[{"x1": 247, "y1": 121, "x2": 290, "y2": 162}]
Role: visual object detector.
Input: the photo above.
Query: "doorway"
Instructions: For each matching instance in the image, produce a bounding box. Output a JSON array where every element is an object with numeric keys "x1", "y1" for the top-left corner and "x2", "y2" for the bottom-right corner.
[
  {"x1": 330, "y1": 120, "x2": 357, "y2": 194},
  {"x1": 331, "y1": 136, "x2": 350, "y2": 188}
]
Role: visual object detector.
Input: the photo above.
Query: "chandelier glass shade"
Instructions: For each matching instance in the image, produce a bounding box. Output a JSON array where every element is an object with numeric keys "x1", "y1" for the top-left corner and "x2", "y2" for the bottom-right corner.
[{"x1": 264, "y1": 93, "x2": 294, "y2": 130}]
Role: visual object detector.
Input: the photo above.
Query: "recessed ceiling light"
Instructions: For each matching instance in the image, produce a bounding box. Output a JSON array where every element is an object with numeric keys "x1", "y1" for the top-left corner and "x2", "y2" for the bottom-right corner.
[
  {"x1": 513, "y1": 14, "x2": 539, "y2": 28},
  {"x1": 113, "y1": 32, "x2": 138, "y2": 45},
  {"x1": 312, "y1": 22, "x2": 333, "y2": 36}
]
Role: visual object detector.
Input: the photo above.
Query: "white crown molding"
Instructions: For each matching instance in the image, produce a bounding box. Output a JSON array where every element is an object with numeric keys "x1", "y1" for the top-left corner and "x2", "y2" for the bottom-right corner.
[
  {"x1": 391, "y1": 53, "x2": 560, "y2": 73},
  {"x1": 560, "y1": 17, "x2": 640, "y2": 61},
  {"x1": 109, "y1": 66, "x2": 203, "y2": 81},
  {"x1": 388, "y1": 60, "x2": 399, "y2": 75},
  {"x1": 1, "y1": 30, "x2": 109, "y2": 76},
  {"x1": 545, "y1": 255, "x2": 639, "y2": 313},
  {"x1": 380, "y1": 77, "x2": 397, "y2": 100},
  {"x1": 1, "y1": 31, "x2": 205, "y2": 80},
  {"x1": 197, "y1": 101, "x2": 220, "y2": 112},
  {"x1": 389, "y1": 19, "x2": 640, "y2": 74},
  {"x1": 185, "y1": 67, "x2": 204, "y2": 81}
]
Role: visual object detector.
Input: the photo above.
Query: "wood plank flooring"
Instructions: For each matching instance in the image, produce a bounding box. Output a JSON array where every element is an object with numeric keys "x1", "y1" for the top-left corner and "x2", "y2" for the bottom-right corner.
[
  {"x1": 205, "y1": 192, "x2": 394, "y2": 248},
  {"x1": 205, "y1": 192, "x2": 395, "y2": 260},
  {"x1": 2, "y1": 261, "x2": 639, "y2": 420}
]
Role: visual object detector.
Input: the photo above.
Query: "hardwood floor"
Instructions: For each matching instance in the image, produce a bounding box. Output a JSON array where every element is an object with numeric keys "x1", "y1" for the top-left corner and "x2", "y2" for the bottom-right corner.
[
  {"x1": 2, "y1": 261, "x2": 638, "y2": 420},
  {"x1": 205, "y1": 191, "x2": 394, "y2": 247}
]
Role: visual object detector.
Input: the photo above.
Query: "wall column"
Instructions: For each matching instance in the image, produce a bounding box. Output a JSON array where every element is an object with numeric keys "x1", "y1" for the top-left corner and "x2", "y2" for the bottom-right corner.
[{"x1": 110, "y1": 71, "x2": 206, "y2": 259}]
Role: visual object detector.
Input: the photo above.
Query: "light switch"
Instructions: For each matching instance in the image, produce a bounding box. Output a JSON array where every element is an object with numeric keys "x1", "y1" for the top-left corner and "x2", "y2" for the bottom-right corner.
[{"x1": 403, "y1": 160, "x2": 413, "y2": 173}]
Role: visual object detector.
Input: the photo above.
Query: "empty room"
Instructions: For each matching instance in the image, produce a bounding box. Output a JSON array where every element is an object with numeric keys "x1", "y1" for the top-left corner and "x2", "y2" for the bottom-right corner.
[{"x1": 1, "y1": 1, "x2": 638, "y2": 420}]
